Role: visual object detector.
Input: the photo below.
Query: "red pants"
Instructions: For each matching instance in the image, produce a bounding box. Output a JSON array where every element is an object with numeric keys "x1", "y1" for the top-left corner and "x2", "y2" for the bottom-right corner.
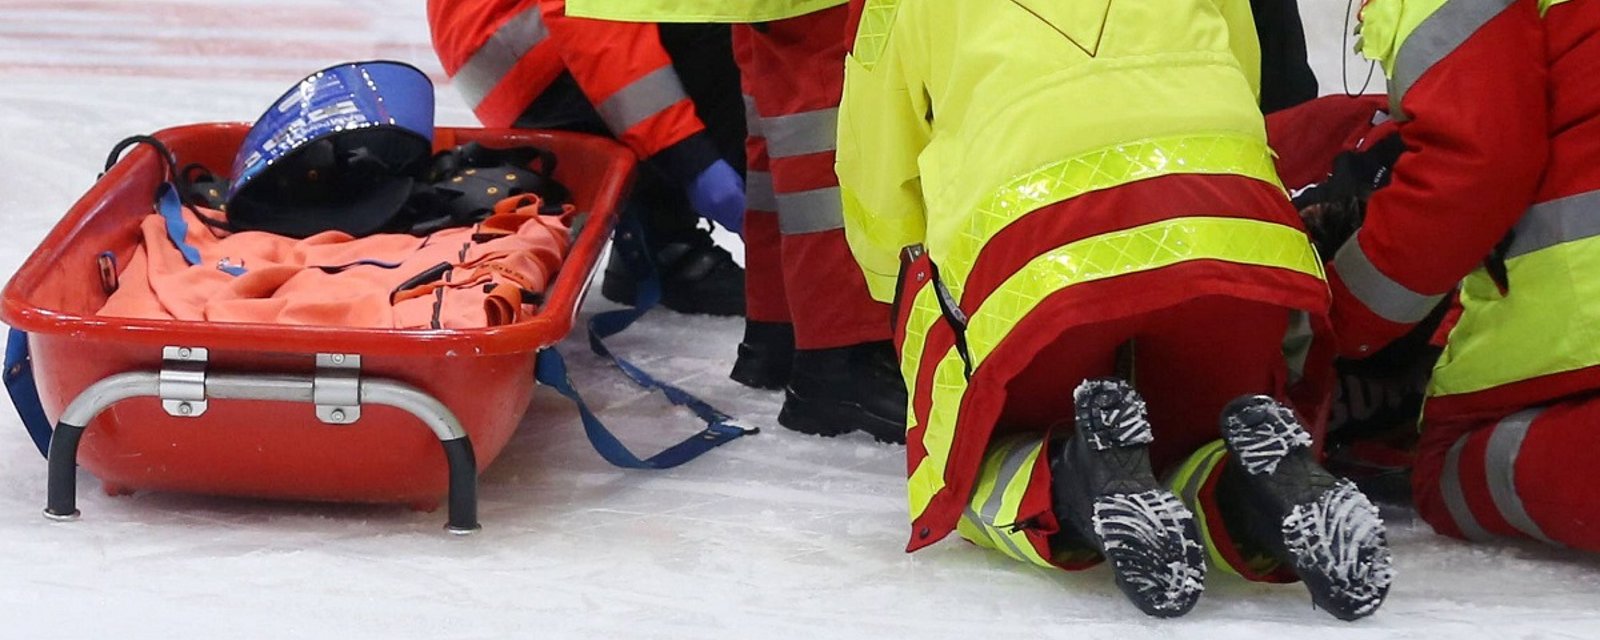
[
  {"x1": 733, "y1": 7, "x2": 889, "y2": 349},
  {"x1": 1001, "y1": 295, "x2": 1293, "y2": 473},
  {"x1": 970, "y1": 294, "x2": 1301, "y2": 578},
  {"x1": 1413, "y1": 396, "x2": 1600, "y2": 551}
]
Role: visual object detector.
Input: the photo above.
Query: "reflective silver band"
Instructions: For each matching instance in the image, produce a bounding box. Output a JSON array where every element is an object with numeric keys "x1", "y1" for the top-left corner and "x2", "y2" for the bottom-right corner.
[
  {"x1": 1505, "y1": 189, "x2": 1600, "y2": 260},
  {"x1": 1283, "y1": 310, "x2": 1314, "y2": 385},
  {"x1": 596, "y1": 66, "x2": 690, "y2": 135},
  {"x1": 456, "y1": 7, "x2": 551, "y2": 111},
  {"x1": 746, "y1": 171, "x2": 777, "y2": 213},
  {"x1": 979, "y1": 438, "x2": 1039, "y2": 526},
  {"x1": 1333, "y1": 230, "x2": 1446, "y2": 324},
  {"x1": 776, "y1": 187, "x2": 844, "y2": 234},
  {"x1": 963, "y1": 505, "x2": 1032, "y2": 562},
  {"x1": 762, "y1": 108, "x2": 839, "y2": 159},
  {"x1": 963, "y1": 437, "x2": 1042, "y2": 562},
  {"x1": 743, "y1": 94, "x2": 764, "y2": 136},
  {"x1": 1483, "y1": 408, "x2": 1558, "y2": 545},
  {"x1": 1441, "y1": 433, "x2": 1495, "y2": 542},
  {"x1": 1389, "y1": 0, "x2": 1516, "y2": 118}
]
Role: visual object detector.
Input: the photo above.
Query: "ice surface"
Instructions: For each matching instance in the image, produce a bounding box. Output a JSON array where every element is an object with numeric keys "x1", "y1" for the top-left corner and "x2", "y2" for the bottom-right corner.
[{"x1": 1, "y1": 2, "x2": 1597, "y2": 638}]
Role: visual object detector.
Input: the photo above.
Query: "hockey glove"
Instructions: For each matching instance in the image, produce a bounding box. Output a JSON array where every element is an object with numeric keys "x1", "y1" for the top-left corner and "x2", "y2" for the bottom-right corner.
[{"x1": 1293, "y1": 131, "x2": 1404, "y2": 257}]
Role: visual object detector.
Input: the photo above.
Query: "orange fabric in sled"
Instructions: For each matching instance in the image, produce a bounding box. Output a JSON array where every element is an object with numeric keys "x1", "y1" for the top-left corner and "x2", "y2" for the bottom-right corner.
[{"x1": 99, "y1": 196, "x2": 574, "y2": 329}]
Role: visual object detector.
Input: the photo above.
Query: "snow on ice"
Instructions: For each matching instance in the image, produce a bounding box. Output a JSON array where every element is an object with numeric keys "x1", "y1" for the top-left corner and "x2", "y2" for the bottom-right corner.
[{"x1": 0, "y1": 1, "x2": 1596, "y2": 638}]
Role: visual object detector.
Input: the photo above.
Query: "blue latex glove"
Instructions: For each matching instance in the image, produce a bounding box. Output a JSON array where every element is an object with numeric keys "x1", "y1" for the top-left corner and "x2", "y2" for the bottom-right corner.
[{"x1": 686, "y1": 159, "x2": 745, "y2": 234}]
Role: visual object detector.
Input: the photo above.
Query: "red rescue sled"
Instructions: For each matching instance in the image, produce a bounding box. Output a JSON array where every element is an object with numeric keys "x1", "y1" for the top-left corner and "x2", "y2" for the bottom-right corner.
[{"x1": 0, "y1": 124, "x2": 635, "y2": 533}]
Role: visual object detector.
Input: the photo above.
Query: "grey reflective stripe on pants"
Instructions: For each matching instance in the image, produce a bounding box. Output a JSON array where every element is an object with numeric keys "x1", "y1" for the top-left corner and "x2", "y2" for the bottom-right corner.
[
  {"x1": 746, "y1": 171, "x2": 777, "y2": 213},
  {"x1": 1333, "y1": 230, "x2": 1446, "y2": 324},
  {"x1": 762, "y1": 108, "x2": 839, "y2": 159},
  {"x1": 596, "y1": 66, "x2": 690, "y2": 135},
  {"x1": 1505, "y1": 189, "x2": 1600, "y2": 259},
  {"x1": 743, "y1": 94, "x2": 764, "y2": 137},
  {"x1": 963, "y1": 437, "x2": 1041, "y2": 561},
  {"x1": 1484, "y1": 408, "x2": 1559, "y2": 545},
  {"x1": 1388, "y1": 0, "x2": 1516, "y2": 118},
  {"x1": 777, "y1": 187, "x2": 844, "y2": 234},
  {"x1": 455, "y1": 7, "x2": 551, "y2": 111},
  {"x1": 963, "y1": 505, "x2": 1032, "y2": 561},
  {"x1": 1441, "y1": 433, "x2": 1495, "y2": 541},
  {"x1": 978, "y1": 437, "x2": 1040, "y2": 527}
]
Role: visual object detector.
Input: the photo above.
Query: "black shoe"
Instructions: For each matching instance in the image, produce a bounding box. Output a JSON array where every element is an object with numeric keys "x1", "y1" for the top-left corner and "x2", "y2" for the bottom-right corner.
[
  {"x1": 730, "y1": 321, "x2": 794, "y2": 390},
  {"x1": 602, "y1": 224, "x2": 745, "y2": 316},
  {"x1": 1051, "y1": 378, "x2": 1206, "y2": 619},
  {"x1": 776, "y1": 341, "x2": 906, "y2": 444},
  {"x1": 1218, "y1": 396, "x2": 1395, "y2": 622}
]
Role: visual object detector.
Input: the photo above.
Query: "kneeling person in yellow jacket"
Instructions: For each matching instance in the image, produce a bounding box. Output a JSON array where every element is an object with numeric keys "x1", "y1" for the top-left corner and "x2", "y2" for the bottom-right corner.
[{"x1": 837, "y1": 0, "x2": 1394, "y2": 619}]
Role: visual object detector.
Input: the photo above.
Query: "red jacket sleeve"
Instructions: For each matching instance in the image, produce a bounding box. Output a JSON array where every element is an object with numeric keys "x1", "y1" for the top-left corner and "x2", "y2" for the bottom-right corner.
[
  {"x1": 539, "y1": 0, "x2": 719, "y2": 180},
  {"x1": 429, "y1": 0, "x2": 568, "y2": 129},
  {"x1": 1329, "y1": 0, "x2": 1548, "y2": 358}
]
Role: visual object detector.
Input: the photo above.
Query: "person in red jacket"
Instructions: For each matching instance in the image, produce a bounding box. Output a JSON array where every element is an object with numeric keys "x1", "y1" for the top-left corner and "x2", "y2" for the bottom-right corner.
[
  {"x1": 1316, "y1": 0, "x2": 1600, "y2": 550},
  {"x1": 428, "y1": 0, "x2": 748, "y2": 316}
]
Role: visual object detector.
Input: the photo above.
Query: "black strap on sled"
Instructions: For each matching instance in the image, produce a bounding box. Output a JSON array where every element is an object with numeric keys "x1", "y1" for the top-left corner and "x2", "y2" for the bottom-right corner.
[{"x1": 535, "y1": 215, "x2": 754, "y2": 470}]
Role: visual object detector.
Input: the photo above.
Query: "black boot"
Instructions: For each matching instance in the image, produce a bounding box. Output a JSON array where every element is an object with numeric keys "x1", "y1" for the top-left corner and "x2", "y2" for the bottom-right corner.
[
  {"x1": 776, "y1": 341, "x2": 906, "y2": 444},
  {"x1": 730, "y1": 321, "x2": 794, "y2": 390},
  {"x1": 1050, "y1": 378, "x2": 1206, "y2": 618},
  {"x1": 1217, "y1": 395, "x2": 1395, "y2": 622},
  {"x1": 602, "y1": 223, "x2": 745, "y2": 317}
]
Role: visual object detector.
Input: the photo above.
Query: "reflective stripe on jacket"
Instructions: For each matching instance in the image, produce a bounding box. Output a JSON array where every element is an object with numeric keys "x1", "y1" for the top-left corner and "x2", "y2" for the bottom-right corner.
[
  {"x1": 427, "y1": 0, "x2": 708, "y2": 161},
  {"x1": 565, "y1": 0, "x2": 846, "y2": 23},
  {"x1": 1346, "y1": 0, "x2": 1600, "y2": 421},
  {"x1": 836, "y1": 0, "x2": 1329, "y2": 551},
  {"x1": 838, "y1": 0, "x2": 1271, "y2": 302}
]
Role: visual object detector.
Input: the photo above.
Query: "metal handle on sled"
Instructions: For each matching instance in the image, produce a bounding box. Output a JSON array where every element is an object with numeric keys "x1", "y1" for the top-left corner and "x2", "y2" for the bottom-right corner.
[{"x1": 43, "y1": 352, "x2": 481, "y2": 535}]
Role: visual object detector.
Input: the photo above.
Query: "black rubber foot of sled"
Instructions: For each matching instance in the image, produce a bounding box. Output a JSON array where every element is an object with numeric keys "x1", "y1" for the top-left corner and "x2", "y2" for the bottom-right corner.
[
  {"x1": 45, "y1": 422, "x2": 86, "y2": 521},
  {"x1": 442, "y1": 437, "x2": 481, "y2": 535}
]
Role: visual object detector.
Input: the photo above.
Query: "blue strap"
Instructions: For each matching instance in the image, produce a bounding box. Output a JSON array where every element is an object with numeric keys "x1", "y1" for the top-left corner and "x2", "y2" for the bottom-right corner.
[
  {"x1": 157, "y1": 182, "x2": 203, "y2": 267},
  {"x1": 534, "y1": 216, "x2": 754, "y2": 469},
  {"x1": 158, "y1": 182, "x2": 248, "y2": 276},
  {"x1": 535, "y1": 349, "x2": 749, "y2": 469},
  {"x1": 4, "y1": 329, "x2": 52, "y2": 458}
]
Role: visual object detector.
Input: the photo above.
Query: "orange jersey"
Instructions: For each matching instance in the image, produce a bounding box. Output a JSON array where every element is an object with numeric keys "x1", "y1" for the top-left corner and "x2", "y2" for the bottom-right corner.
[{"x1": 100, "y1": 198, "x2": 571, "y2": 329}]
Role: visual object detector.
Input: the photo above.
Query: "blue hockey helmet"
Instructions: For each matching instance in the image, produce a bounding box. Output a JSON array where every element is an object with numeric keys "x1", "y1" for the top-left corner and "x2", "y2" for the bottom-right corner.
[{"x1": 226, "y1": 60, "x2": 435, "y2": 238}]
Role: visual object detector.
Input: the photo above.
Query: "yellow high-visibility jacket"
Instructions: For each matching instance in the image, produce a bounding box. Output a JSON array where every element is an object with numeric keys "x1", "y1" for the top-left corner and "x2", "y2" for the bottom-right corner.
[
  {"x1": 838, "y1": 0, "x2": 1272, "y2": 302},
  {"x1": 838, "y1": 0, "x2": 1330, "y2": 556},
  {"x1": 565, "y1": 0, "x2": 844, "y2": 22}
]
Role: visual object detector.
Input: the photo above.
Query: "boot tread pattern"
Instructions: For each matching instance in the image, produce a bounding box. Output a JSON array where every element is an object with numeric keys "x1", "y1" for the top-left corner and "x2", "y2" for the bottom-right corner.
[
  {"x1": 1222, "y1": 397, "x2": 1313, "y2": 476},
  {"x1": 1092, "y1": 489, "x2": 1206, "y2": 618},
  {"x1": 1074, "y1": 379, "x2": 1153, "y2": 451},
  {"x1": 1281, "y1": 479, "x2": 1395, "y2": 621},
  {"x1": 1219, "y1": 395, "x2": 1393, "y2": 621}
]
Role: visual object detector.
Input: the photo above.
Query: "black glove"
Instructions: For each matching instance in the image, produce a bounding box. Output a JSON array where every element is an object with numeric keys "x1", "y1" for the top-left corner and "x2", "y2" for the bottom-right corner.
[{"x1": 1293, "y1": 131, "x2": 1404, "y2": 257}]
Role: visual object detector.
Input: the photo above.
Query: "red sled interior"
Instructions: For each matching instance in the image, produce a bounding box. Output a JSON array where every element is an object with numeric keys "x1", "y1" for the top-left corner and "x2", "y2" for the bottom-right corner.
[{"x1": 0, "y1": 124, "x2": 635, "y2": 527}]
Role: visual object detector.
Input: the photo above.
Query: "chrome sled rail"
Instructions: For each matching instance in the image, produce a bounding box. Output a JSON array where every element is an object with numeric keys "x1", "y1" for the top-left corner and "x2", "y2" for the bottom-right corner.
[{"x1": 43, "y1": 347, "x2": 480, "y2": 535}]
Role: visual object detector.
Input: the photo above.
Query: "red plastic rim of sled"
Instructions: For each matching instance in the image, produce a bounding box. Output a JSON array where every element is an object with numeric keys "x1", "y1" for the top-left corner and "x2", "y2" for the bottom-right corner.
[{"x1": 0, "y1": 123, "x2": 636, "y2": 506}]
